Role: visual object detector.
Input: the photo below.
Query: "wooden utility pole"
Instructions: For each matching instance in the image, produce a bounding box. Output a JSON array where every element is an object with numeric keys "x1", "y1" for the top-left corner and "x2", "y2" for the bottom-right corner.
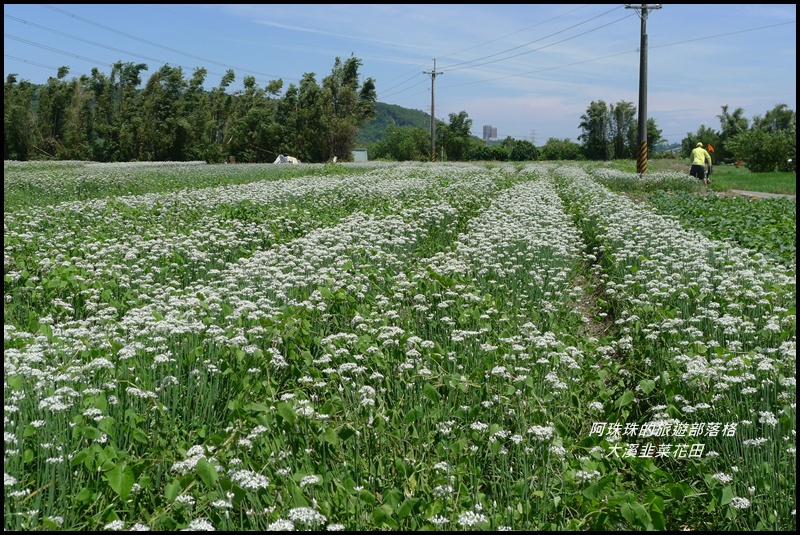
[
  {"x1": 423, "y1": 59, "x2": 443, "y2": 162},
  {"x1": 626, "y1": 4, "x2": 661, "y2": 175}
]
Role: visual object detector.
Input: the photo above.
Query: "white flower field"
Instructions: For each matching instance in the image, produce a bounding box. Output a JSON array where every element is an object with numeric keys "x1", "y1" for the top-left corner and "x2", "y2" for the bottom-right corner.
[{"x1": 3, "y1": 161, "x2": 796, "y2": 530}]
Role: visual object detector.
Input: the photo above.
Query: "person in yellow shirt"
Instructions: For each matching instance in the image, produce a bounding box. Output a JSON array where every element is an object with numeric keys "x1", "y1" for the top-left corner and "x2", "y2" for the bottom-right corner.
[{"x1": 690, "y1": 141, "x2": 713, "y2": 186}]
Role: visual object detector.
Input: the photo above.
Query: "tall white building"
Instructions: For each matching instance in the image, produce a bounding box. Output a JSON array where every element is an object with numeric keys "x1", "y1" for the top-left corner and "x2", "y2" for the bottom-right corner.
[{"x1": 482, "y1": 125, "x2": 498, "y2": 142}]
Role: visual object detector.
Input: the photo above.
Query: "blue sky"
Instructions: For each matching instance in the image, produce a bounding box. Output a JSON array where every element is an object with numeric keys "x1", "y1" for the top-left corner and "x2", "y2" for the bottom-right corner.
[{"x1": 4, "y1": 4, "x2": 796, "y2": 144}]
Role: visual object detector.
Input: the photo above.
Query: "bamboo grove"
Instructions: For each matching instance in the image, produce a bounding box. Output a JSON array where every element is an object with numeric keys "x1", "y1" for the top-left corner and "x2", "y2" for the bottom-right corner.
[{"x1": 4, "y1": 57, "x2": 377, "y2": 164}]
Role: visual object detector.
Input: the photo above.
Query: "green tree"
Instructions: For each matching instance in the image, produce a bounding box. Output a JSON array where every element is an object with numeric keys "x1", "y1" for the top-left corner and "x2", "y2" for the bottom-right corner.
[
  {"x1": 467, "y1": 143, "x2": 493, "y2": 161},
  {"x1": 322, "y1": 55, "x2": 377, "y2": 162},
  {"x1": 609, "y1": 100, "x2": 636, "y2": 159},
  {"x1": 508, "y1": 139, "x2": 539, "y2": 161},
  {"x1": 487, "y1": 144, "x2": 510, "y2": 161},
  {"x1": 274, "y1": 83, "x2": 300, "y2": 158},
  {"x1": 139, "y1": 65, "x2": 188, "y2": 160},
  {"x1": 182, "y1": 67, "x2": 216, "y2": 162},
  {"x1": 210, "y1": 69, "x2": 236, "y2": 159},
  {"x1": 294, "y1": 72, "x2": 327, "y2": 162},
  {"x1": 34, "y1": 66, "x2": 72, "y2": 158},
  {"x1": 752, "y1": 103, "x2": 795, "y2": 133},
  {"x1": 443, "y1": 111, "x2": 473, "y2": 161},
  {"x1": 742, "y1": 103, "x2": 796, "y2": 171},
  {"x1": 61, "y1": 75, "x2": 94, "y2": 160},
  {"x1": 4, "y1": 74, "x2": 37, "y2": 160},
  {"x1": 460, "y1": 136, "x2": 491, "y2": 161},
  {"x1": 716, "y1": 105, "x2": 748, "y2": 162},
  {"x1": 74, "y1": 61, "x2": 149, "y2": 162},
  {"x1": 645, "y1": 117, "x2": 664, "y2": 155},
  {"x1": 225, "y1": 75, "x2": 282, "y2": 163},
  {"x1": 540, "y1": 138, "x2": 582, "y2": 161},
  {"x1": 369, "y1": 124, "x2": 430, "y2": 161},
  {"x1": 578, "y1": 100, "x2": 610, "y2": 160},
  {"x1": 728, "y1": 127, "x2": 796, "y2": 172},
  {"x1": 114, "y1": 62, "x2": 148, "y2": 161},
  {"x1": 682, "y1": 124, "x2": 718, "y2": 162},
  {"x1": 86, "y1": 67, "x2": 113, "y2": 160}
]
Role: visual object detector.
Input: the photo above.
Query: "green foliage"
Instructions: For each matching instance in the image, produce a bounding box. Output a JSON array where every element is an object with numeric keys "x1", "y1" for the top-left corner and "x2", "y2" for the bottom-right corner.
[
  {"x1": 682, "y1": 125, "x2": 719, "y2": 161},
  {"x1": 579, "y1": 100, "x2": 611, "y2": 160},
  {"x1": 647, "y1": 191, "x2": 796, "y2": 267},
  {"x1": 540, "y1": 137, "x2": 582, "y2": 160},
  {"x1": 6, "y1": 59, "x2": 795, "y2": 169},
  {"x1": 715, "y1": 105, "x2": 749, "y2": 163},
  {"x1": 682, "y1": 103, "x2": 796, "y2": 170},
  {"x1": 357, "y1": 102, "x2": 431, "y2": 145},
  {"x1": 509, "y1": 139, "x2": 539, "y2": 161},
  {"x1": 443, "y1": 110, "x2": 473, "y2": 161},
  {"x1": 576, "y1": 99, "x2": 659, "y2": 161},
  {"x1": 609, "y1": 100, "x2": 637, "y2": 160},
  {"x1": 727, "y1": 128, "x2": 797, "y2": 172},
  {"x1": 3, "y1": 56, "x2": 375, "y2": 164},
  {"x1": 367, "y1": 124, "x2": 430, "y2": 161},
  {"x1": 467, "y1": 142, "x2": 509, "y2": 161},
  {"x1": 4, "y1": 76, "x2": 37, "y2": 160},
  {"x1": 646, "y1": 117, "x2": 665, "y2": 154}
]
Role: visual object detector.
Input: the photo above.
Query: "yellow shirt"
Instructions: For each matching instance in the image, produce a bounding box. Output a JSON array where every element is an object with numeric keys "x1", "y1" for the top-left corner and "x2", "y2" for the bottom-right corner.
[{"x1": 691, "y1": 147, "x2": 712, "y2": 166}]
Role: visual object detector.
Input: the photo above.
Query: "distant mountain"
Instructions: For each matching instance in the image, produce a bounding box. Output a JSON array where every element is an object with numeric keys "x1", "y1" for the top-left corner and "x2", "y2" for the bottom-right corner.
[{"x1": 356, "y1": 102, "x2": 431, "y2": 145}]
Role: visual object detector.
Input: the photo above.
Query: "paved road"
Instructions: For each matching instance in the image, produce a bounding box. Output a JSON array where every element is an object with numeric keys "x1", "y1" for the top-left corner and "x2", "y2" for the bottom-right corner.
[{"x1": 729, "y1": 190, "x2": 796, "y2": 200}]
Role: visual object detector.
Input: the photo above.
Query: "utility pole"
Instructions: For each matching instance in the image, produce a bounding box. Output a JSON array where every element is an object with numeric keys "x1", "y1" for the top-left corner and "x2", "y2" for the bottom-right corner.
[
  {"x1": 423, "y1": 59, "x2": 443, "y2": 162},
  {"x1": 626, "y1": 4, "x2": 661, "y2": 175}
]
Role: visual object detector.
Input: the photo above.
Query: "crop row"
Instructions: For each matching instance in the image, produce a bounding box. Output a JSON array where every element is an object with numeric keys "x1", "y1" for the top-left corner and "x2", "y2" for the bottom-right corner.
[{"x1": 3, "y1": 162, "x2": 795, "y2": 531}]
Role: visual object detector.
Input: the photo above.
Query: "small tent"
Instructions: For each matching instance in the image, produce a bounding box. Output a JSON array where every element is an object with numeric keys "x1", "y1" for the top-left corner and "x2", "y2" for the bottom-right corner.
[{"x1": 273, "y1": 154, "x2": 300, "y2": 164}]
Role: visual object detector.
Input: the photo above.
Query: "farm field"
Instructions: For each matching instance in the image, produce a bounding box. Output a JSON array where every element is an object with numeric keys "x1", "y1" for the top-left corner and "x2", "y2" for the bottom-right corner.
[
  {"x1": 3, "y1": 160, "x2": 796, "y2": 531},
  {"x1": 603, "y1": 159, "x2": 797, "y2": 196}
]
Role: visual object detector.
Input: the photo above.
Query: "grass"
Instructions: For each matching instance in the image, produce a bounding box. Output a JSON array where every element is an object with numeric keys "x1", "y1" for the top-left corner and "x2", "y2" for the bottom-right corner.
[
  {"x1": 705, "y1": 165, "x2": 796, "y2": 195},
  {"x1": 609, "y1": 158, "x2": 796, "y2": 195}
]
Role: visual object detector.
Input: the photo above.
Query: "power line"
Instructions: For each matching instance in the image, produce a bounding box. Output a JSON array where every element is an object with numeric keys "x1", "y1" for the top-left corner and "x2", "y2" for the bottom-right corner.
[
  {"x1": 37, "y1": 4, "x2": 292, "y2": 83},
  {"x1": 5, "y1": 33, "x2": 114, "y2": 69},
  {"x1": 17, "y1": 5, "x2": 791, "y2": 103},
  {"x1": 441, "y1": 5, "x2": 627, "y2": 71},
  {"x1": 650, "y1": 20, "x2": 795, "y2": 49},
  {"x1": 378, "y1": 5, "x2": 598, "y2": 98},
  {"x1": 433, "y1": 19, "x2": 795, "y2": 92},
  {"x1": 391, "y1": 7, "x2": 636, "y2": 127},
  {"x1": 437, "y1": 4, "x2": 596, "y2": 62},
  {"x1": 6, "y1": 4, "x2": 794, "y2": 132},
  {"x1": 4, "y1": 14, "x2": 180, "y2": 68},
  {"x1": 4, "y1": 54, "x2": 60, "y2": 71},
  {"x1": 7, "y1": 7, "x2": 610, "y2": 110},
  {"x1": 441, "y1": 48, "x2": 637, "y2": 89},
  {"x1": 400, "y1": 13, "x2": 794, "y2": 116},
  {"x1": 444, "y1": 13, "x2": 635, "y2": 74},
  {"x1": 377, "y1": 78, "x2": 428, "y2": 101},
  {"x1": 4, "y1": 33, "x2": 231, "y2": 81},
  {"x1": 376, "y1": 74, "x2": 428, "y2": 98}
]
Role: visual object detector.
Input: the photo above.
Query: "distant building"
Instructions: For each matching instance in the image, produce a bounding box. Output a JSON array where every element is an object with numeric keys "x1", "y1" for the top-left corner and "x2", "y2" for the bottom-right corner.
[
  {"x1": 482, "y1": 125, "x2": 498, "y2": 142},
  {"x1": 351, "y1": 148, "x2": 368, "y2": 162}
]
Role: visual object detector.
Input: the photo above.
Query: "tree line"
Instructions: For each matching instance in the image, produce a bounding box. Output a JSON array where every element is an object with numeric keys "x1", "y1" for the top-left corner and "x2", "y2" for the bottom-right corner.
[
  {"x1": 369, "y1": 101, "x2": 795, "y2": 172},
  {"x1": 4, "y1": 56, "x2": 795, "y2": 171},
  {"x1": 4, "y1": 56, "x2": 376, "y2": 164}
]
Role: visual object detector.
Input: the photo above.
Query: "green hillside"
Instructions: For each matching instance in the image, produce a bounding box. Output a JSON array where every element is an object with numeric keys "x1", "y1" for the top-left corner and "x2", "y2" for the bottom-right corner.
[{"x1": 357, "y1": 102, "x2": 431, "y2": 145}]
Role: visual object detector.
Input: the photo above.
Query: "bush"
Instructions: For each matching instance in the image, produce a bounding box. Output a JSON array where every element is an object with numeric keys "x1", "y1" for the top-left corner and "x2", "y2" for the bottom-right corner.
[{"x1": 727, "y1": 128, "x2": 796, "y2": 172}]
